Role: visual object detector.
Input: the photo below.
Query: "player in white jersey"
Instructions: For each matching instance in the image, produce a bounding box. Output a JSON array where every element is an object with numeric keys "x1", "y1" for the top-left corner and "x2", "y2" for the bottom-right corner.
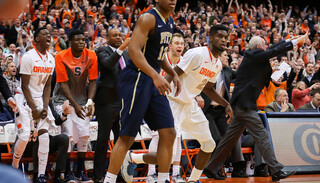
[
  {"x1": 165, "y1": 25, "x2": 232, "y2": 182},
  {"x1": 12, "y1": 27, "x2": 55, "y2": 183},
  {"x1": 146, "y1": 33, "x2": 185, "y2": 183}
]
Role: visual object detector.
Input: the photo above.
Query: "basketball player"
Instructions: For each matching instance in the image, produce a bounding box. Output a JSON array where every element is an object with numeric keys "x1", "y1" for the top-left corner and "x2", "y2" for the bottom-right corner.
[
  {"x1": 13, "y1": 27, "x2": 55, "y2": 183},
  {"x1": 165, "y1": 25, "x2": 232, "y2": 182},
  {"x1": 53, "y1": 30, "x2": 98, "y2": 183},
  {"x1": 147, "y1": 33, "x2": 185, "y2": 183},
  {"x1": 104, "y1": 0, "x2": 181, "y2": 182}
]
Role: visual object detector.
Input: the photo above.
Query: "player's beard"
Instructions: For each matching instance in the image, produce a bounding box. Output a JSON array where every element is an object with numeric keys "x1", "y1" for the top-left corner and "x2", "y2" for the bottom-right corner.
[{"x1": 212, "y1": 44, "x2": 225, "y2": 53}]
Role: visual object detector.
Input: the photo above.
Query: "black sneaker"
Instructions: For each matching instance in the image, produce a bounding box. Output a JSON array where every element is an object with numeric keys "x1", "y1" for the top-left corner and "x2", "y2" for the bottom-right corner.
[
  {"x1": 271, "y1": 171, "x2": 295, "y2": 182},
  {"x1": 231, "y1": 170, "x2": 249, "y2": 178},
  {"x1": 203, "y1": 168, "x2": 225, "y2": 180},
  {"x1": 37, "y1": 174, "x2": 47, "y2": 183}
]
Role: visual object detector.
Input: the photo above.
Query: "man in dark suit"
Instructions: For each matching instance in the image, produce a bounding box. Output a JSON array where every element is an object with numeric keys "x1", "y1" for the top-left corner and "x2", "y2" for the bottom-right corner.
[
  {"x1": 298, "y1": 88, "x2": 320, "y2": 111},
  {"x1": 201, "y1": 51, "x2": 247, "y2": 179},
  {"x1": 301, "y1": 62, "x2": 320, "y2": 87},
  {"x1": 206, "y1": 34, "x2": 308, "y2": 182},
  {"x1": 93, "y1": 28, "x2": 130, "y2": 183},
  {"x1": 265, "y1": 89, "x2": 295, "y2": 112}
]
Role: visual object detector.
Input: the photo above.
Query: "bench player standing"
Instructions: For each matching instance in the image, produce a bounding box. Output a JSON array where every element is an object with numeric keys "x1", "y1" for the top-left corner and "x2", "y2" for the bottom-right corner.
[
  {"x1": 53, "y1": 30, "x2": 98, "y2": 183},
  {"x1": 12, "y1": 27, "x2": 55, "y2": 183}
]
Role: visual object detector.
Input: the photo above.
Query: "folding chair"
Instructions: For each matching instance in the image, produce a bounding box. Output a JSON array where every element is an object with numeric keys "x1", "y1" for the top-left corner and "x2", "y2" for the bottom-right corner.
[{"x1": 180, "y1": 130, "x2": 199, "y2": 178}]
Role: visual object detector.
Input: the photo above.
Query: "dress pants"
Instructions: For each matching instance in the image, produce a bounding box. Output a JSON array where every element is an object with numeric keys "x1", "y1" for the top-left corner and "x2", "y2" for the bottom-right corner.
[
  {"x1": 204, "y1": 105, "x2": 244, "y2": 171},
  {"x1": 208, "y1": 105, "x2": 283, "y2": 175},
  {"x1": 93, "y1": 103, "x2": 120, "y2": 179}
]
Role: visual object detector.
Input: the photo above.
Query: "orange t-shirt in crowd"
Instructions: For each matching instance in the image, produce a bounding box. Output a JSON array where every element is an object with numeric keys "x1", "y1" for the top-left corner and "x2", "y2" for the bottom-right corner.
[
  {"x1": 229, "y1": 12, "x2": 239, "y2": 26},
  {"x1": 53, "y1": 37, "x2": 61, "y2": 52},
  {"x1": 261, "y1": 18, "x2": 272, "y2": 28},
  {"x1": 116, "y1": 5, "x2": 125, "y2": 14},
  {"x1": 301, "y1": 24, "x2": 310, "y2": 33},
  {"x1": 256, "y1": 87, "x2": 267, "y2": 110},
  {"x1": 265, "y1": 81, "x2": 288, "y2": 105},
  {"x1": 87, "y1": 10, "x2": 98, "y2": 19}
]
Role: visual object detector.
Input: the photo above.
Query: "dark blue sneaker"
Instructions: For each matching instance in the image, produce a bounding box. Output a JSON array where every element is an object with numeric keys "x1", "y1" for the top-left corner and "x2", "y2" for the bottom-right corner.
[
  {"x1": 65, "y1": 172, "x2": 76, "y2": 183},
  {"x1": 37, "y1": 174, "x2": 47, "y2": 183},
  {"x1": 75, "y1": 171, "x2": 93, "y2": 183},
  {"x1": 121, "y1": 151, "x2": 137, "y2": 182}
]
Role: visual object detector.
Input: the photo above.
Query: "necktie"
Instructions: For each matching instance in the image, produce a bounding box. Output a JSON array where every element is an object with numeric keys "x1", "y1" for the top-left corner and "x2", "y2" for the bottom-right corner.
[{"x1": 119, "y1": 56, "x2": 125, "y2": 70}]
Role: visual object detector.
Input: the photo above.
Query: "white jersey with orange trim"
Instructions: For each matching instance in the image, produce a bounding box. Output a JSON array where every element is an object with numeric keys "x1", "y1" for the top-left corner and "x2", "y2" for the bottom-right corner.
[
  {"x1": 160, "y1": 52, "x2": 182, "y2": 77},
  {"x1": 168, "y1": 46, "x2": 222, "y2": 104},
  {"x1": 19, "y1": 48, "x2": 55, "y2": 98}
]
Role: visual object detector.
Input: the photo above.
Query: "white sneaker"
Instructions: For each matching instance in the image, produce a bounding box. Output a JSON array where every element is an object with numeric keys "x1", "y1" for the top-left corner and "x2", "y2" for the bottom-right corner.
[
  {"x1": 172, "y1": 174, "x2": 185, "y2": 183},
  {"x1": 121, "y1": 151, "x2": 137, "y2": 183},
  {"x1": 146, "y1": 173, "x2": 157, "y2": 183}
]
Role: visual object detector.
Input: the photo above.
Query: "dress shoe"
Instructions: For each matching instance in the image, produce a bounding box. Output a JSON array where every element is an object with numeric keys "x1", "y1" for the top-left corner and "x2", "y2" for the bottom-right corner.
[
  {"x1": 232, "y1": 161, "x2": 249, "y2": 178},
  {"x1": 203, "y1": 169, "x2": 225, "y2": 180},
  {"x1": 254, "y1": 164, "x2": 268, "y2": 177},
  {"x1": 271, "y1": 171, "x2": 295, "y2": 182},
  {"x1": 231, "y1": 170, "x2": 249, "y2": 178}
]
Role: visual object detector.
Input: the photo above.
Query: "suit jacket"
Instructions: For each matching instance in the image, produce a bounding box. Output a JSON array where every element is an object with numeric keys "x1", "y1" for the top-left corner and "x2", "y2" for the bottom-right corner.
[
  {"x1": 298, "y1": 102, "x2": 319, "y2": 111},
  {"x1": 265, "y1": 101, "x2": 295, "y2": 112},
  {"x1": 230, "y1": 40, "x2": 293, "y2": 110},
  {"x1": 202, "y1": 66, "x2": 236, "y2": 113},
  {"x1": 301, "y1": 69, "x2": 320, "y2": 87},
  {"x1": 0, "y1": 70, "x2": 12, "y2": 113},
  {"x1": 95, "y1": 46, "x2": 129, "y2": 105}
]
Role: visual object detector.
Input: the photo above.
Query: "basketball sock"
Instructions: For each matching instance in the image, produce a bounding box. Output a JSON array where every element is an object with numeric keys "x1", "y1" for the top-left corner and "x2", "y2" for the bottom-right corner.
[
  {"x1": 38, "y1": 151, "x2": 48, "y2": 176},
  {"x1": 147, "y1": 135, "x2": 158, "y2": 175},
  {"x1": 158, "y1": 172, "x2": 169, "y2": 183},
  {"x1": 148, "y1": 164, "x2": 156, "y2": 176},
  {"x1": 104, "y1": 172, "x2": 117, "y2": 183},
  {"x1": 131, "y1": 153, "x2": 145, "y2": 164},
  {"x1": 12, "y1": 139, "x2": 28, "y2": 168},
  {"x1": 172, "y1": 165, "x2": 180, "y2": 176},
  {"x1": 189, "y1": 167, "x2": 203, "y2": 182}
]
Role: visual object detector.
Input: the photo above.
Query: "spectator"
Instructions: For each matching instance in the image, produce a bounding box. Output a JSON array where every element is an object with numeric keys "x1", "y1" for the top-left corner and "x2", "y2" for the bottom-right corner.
[
  {"x1": 292, "y1": 81, "x2": 320, "y2": 110},
  {"x1": 0, "y1": 61, "x2": 20, "y2": 115},
  {"x1": 298, "y1": 88, "x2": 320, "y2": 111},
  {"x1": 302, "y1": 62, "x2": 320, "y2": 87},
  {"x1": 265, "y1": 89, "x2": 295, "y2": 112}
]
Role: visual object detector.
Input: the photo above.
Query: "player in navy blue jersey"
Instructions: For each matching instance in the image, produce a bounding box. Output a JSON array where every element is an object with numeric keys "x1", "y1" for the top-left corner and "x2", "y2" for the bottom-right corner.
[{"x1": 103, "y1": 0, "x2": 181, "y2": 183}]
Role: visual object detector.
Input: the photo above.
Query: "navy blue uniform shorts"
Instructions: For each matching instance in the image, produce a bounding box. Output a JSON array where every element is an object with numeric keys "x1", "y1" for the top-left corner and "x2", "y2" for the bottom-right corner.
[{"x1": 118, "y1": 67, "x2": 174, "y2": 137}]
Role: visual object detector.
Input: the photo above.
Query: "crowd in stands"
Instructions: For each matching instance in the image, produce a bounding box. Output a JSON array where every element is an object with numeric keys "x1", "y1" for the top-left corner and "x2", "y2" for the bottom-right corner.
[{"x1": 0, "y1": 0, "x2": 320, "y2": 182}]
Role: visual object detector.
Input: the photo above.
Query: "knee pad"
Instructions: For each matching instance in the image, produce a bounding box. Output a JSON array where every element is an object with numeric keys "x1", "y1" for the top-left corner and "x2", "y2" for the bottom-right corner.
[
  {"x1": 77, "y1": 136, "x2": 89, "y2": 152},
  {"x1": 199, "y1": 138, "x2": 216, "y2": 153},
  {"x1": 38, "y1": 133, "x2": 50, "y2": 154}
]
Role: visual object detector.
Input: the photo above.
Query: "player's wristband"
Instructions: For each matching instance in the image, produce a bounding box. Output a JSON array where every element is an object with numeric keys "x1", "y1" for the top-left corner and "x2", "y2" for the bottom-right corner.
[
  {"x1": 62, "y1": 113, "x2": 67, "y2": 117},
  {"x1": 85, "y1": 99, "x2": 93, "y2": 108}
]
